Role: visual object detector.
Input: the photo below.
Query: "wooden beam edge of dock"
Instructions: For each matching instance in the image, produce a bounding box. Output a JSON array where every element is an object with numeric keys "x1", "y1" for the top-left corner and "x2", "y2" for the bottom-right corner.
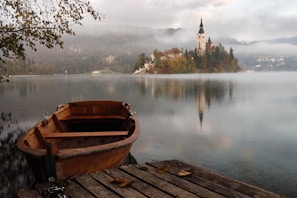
[{"x1": 16, "y1": 159, "x2": 286, "y2": 198}]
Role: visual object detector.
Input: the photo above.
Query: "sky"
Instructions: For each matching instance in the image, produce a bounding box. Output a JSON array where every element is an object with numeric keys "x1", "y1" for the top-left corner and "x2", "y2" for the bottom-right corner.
[{"x1": 88, "y1": 0, "x2": 297, "y2": 41}]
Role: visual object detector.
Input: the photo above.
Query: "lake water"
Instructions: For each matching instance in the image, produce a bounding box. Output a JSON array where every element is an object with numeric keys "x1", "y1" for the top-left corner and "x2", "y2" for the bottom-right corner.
[{"x1": 1, "y1": 72, "x2": 297, "y2": 197}]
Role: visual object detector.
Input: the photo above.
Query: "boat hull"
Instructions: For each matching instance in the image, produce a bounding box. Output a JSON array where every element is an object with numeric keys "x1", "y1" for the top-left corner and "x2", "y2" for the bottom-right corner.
[
  {"x1": 23, "y1": 142, "x2": 132, "y2": 182},
  {"x1": 17, "y1": 101, "x2": 140, "y2": 182}
]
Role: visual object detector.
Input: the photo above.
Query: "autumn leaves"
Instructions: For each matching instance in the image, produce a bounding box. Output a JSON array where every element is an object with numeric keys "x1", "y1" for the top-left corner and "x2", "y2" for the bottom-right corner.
[{"x1": 109, "y1": 164, "x2": 193, "y2": 188}]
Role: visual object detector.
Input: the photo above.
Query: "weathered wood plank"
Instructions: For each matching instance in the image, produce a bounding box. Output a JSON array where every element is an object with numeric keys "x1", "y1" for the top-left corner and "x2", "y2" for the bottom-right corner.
[
  {"x1": 162, "y1": 160, "x2": 281, "y2": 198},
  {"x1": 44, "y1": 131, "x2": 129, "y2": 138},
  {"x1": 34, "y1": 182, "x2": 52, "y2": 195},
  {"x1": 16, "y1": 160, "x2": 284, "y2": 198},
  {"x1": 104, "y1": 168, "x2": 172, "y2": 198},
  {"x1": 147, "y1": 161, "x2": 250, "y2": 198},
  {"x1": 120, "y1": 164, "x2": 199, "y2": 198},
  {"x1": 34, "y1": 180, "x2": 94, "y2": 198},
  {"x1": 90, "y1": 170, "x2": 147, "y2": 198},
  {"x1": 75, "y1": 174, "x2": 120, "y2": 198},
  {"x1": 64, "y1": 180, "x2": 94, "y2": 198},
  {"x1": 143, "y1": 162, "x2": 228, "y2": 198},
  {"x1": 15, "y1": 187, "x2": 43, "y2": 198}
]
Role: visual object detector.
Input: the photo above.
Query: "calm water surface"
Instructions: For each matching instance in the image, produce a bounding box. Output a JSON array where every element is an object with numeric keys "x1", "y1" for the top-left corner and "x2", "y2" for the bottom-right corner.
[{"x1": 1, "y1": 72, "x2": 297, "y2": 197}]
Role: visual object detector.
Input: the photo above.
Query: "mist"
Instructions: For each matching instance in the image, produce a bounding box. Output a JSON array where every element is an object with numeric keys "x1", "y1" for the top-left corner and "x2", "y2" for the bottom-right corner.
[
  {"x1": 231, "y1": 42, "x2": 297, "y2": 56},
  {"x1": 23, "y1": 24, "x2": 297, "y2": 73},
  {"x1": 74, "y1": 23, "x2": 297, "y2": 55}
]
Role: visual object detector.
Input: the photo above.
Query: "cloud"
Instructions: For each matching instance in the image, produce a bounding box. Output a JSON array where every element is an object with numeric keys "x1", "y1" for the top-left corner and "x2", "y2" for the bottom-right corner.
[
  {"x1": 92, "y1": 0, "x2": 232, "y2": 28},
  {"x1": 230, "y1": 42, "x2": 297, "y2": 56},
  {"x1": 208, "y1": 0, "x2": 297, "y2": 40},
  {"x1": 87, "y1": 0, "x2": 297, "y2": 41}
]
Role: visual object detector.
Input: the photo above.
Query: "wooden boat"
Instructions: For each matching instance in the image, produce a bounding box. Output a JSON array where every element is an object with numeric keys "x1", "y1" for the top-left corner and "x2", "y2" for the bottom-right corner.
[{"x1": 17, "y1": 101, "x2": 140, "y2": 182}]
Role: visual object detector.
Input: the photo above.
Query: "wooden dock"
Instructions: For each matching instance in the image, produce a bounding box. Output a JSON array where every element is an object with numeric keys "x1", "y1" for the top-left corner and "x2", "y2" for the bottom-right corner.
[{"x1": 16, "y1": 160, "x2": 283, "y2": 198}]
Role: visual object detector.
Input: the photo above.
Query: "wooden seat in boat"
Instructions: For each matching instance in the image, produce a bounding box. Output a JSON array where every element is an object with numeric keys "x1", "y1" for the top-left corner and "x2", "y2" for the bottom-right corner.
[{"x1": 43, "y1": 131, "x2": 129, "y2": 138}]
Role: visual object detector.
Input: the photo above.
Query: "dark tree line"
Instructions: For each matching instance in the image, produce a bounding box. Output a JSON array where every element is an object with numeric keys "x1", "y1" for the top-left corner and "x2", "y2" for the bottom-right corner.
[
  {"x1": 5, "y1": 52, "x2": 137, "y2": 75},
  {"x1": 193, "y1": 44, "x2": 240, "y2": 72}
]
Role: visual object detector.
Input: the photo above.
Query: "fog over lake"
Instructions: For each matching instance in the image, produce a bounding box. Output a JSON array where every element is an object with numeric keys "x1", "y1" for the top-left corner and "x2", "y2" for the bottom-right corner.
[{"x1": 1, "y1": 72, "x2": 297, "y2": 197}]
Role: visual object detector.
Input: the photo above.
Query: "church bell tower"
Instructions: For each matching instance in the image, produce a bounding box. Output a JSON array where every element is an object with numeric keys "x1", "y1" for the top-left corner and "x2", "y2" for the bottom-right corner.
[{"x1": 197, "y1": 18, "x2": 206, "y2": 55}]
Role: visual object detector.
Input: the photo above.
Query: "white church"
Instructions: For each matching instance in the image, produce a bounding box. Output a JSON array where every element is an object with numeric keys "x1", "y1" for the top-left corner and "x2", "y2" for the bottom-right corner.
[{"x1": 196, "y1": 18, "x2": 216, "y2": 55}]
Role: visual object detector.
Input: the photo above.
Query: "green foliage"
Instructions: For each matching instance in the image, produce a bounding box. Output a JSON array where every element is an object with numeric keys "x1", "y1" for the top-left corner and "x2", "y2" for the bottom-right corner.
[
  {"x1": 192, "y1": 44, "x2": 241, "y2": 72},
  {"x1": 133, "y1": 53, "x2": 146, "y2": 72},
  {"x1": 136, "y1": 45, "x2": 241, "y2": 74},
  {"x1": 152, "y1": 49, "x2": 165, "y2": 67},
  {"x1": 0, "y1": 0, "x2": 103, "y2": 81}
]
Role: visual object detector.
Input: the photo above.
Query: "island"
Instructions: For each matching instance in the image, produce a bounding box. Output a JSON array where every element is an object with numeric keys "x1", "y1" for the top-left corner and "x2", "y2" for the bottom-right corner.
[{"x1": 133, "y1": 18, "x2": 241, "y2": 74}]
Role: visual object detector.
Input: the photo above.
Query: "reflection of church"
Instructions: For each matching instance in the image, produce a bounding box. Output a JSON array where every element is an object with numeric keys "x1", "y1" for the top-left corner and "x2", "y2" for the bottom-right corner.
[
  {"x1": 134, "y1": 77, "x2": 233, "y2": 128},
  {"x1": 196, "y1": 18, "x2": 216, "y2": 56},
  {"x1": 197, "y1": 86, "x2": 205, "y2": 127},
  {"x1": 196, "y1": 80, "x2": 234, "y2": 128}
]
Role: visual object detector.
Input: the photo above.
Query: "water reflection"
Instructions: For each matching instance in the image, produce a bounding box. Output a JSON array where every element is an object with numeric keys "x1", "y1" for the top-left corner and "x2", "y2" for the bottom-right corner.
[
  {"x1": 0, "y1": 77, "x2": 36, "y2": 98},
  {"x1": 134, "y1": 76, "x2": 233, "y2": 127},
  {"x1": 1, "y1": 74, "x2": 296, "y2": 197},
  {"x1": 0, "y1": 113, "x2": 34, "y2": 198}
]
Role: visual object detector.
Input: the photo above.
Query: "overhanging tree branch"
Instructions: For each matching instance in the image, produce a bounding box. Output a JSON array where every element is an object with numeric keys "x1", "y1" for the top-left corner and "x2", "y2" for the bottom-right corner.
[{"x1": 0, "y1": 0, "x2": 103, "y2": 82}]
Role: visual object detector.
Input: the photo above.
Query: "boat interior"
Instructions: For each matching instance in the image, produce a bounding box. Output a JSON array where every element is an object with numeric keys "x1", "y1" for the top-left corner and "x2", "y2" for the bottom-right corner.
[{"x1": 23, "y1": 102, "x2": 136, "y2": 151}]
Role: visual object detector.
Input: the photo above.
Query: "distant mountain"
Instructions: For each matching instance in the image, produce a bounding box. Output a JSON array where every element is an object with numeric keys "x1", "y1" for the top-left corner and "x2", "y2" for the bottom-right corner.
[
  {"x1": 267, "y1": 36, "x2": 297, "y2": 45},
  {"x1": 24, "y1": 25, "x2": 297, "y2": 73}
]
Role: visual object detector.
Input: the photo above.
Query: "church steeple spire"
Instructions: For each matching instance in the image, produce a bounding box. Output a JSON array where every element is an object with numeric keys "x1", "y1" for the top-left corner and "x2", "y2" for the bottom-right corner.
[
  {"x1": 197, "y1": 17, "x2": 206, "y2": 55},
  {"x1": 199, "y1": 18, "x2": 204, "y2": 34}
]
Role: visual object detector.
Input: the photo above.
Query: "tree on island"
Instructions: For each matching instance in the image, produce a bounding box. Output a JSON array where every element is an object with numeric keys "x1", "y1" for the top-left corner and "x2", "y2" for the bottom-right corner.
[
  {"x1": 0, "y1": 0, "x2": 103, "y2": 82},
  {"x1": 134, "y1": 53, "x2": 146, "y2": 70},
  {"x1": 193, "y1": 44, "x2": 240, "y2": 72},
  {"x1": 134, "y1": 44, "x2": 241, "y2": 74}
]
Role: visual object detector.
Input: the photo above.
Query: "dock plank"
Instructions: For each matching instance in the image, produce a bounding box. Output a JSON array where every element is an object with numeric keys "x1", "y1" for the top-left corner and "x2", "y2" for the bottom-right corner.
[
  {"x1": 120, "y1": 164, "x2": 199, "y2": 198},
  {"x1": 16, "y1": 160, "x2": 283, "y2": 198},
  {"x1": 160, "y1": 160, "x2": 281, "y2": 198},
  {"x1": 147, "y1": 161, "x2": 250, "y2": 198},
  {"x1": 104, "y1": 168, "x2": 172, "y2": 198},
  {"x1": 34, "y1": 183, "x2": 52, "y2": 195},
  {"x1": 143, "y1": 162, "x2": 228, "y2": 198},
  {"x1": 75, "y1": 174, "x2": 120, "y2": 198},
  {"x1": 15, "y1": 187, "x2": 43, "y2": 198},
  {"x1": 90, "y1": 170, "x2": 147, "y2": 198},
  {"x1": 64, "y1": 180, "x2": 94, "y2": 198}
]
